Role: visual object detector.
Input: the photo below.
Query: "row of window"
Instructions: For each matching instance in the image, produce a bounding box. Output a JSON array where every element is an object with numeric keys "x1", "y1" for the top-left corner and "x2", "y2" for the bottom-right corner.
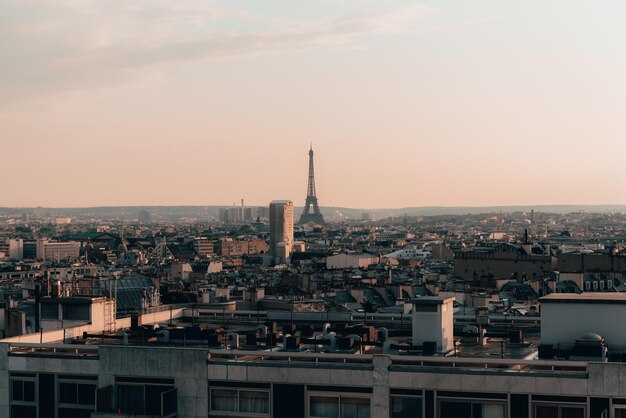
[
  {"x1": 10, "y1": 373, "x2": 97, "y2": 418},
  {"x1": 10, "y1": 374, "x2": 177, "y2": 418},
  {"x1": 208, "y1": 388, "x2": 371, "y2": 418},
  {"x1": 584, "y1": 280, "x2": 613, "y2": 291},
  {"x1": 11, "y1": 376, "x2": 626, "y2": 418},
  {"x1": 206, "y1": 390, "x2": 602, "y2": 418},
  {"x1": 391, "y1": 397, "x2": 588, "y2": 418}
]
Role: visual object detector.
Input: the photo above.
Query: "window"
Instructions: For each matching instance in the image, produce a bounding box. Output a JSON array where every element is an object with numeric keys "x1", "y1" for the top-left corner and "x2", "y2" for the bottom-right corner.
[
  {"x1": 12, "y1": 380, "x2": 35, "y2": 402},
  {"x1": 414, "y1": 305, "x2": 438, "y2": 313},
  {"x1": 593, "y1": 281, "x2": 598, "y2": 290},
  {"x1": 311, "y1": 396, "x2": 339, "y2": 418},
  {"x1": 600, "y1": 281, "x2": 605, "y2": 290},
  {"x1": 59, "y1": 382, "x2": 96, "y2": 405},
  {"x1": 10, "y1": 374, "x2": 37, "y2": 418},
  {"x1": 210, "y1": 388, "x2": 270, "y2": 416},
  {"x1": 58, "y1": 376, "x2": 97, "y2": 418},
  {"x1": 608, "y1": 280, "x2": 613, "y2": 289},
  {"x1": 534, "y1": 404, "x2": 585, "y2": 418},
  {"x1": 439, "y1": 400, "x2": 505, "y2": 418},
  {"x1": 41, "y1": 303, "x2": 58, "y2": 320},
  {"x1": 63, "y1": 304, "x2": 90, "y2": 321},
  {"x1": 115, "y1": 377, "x2": 176, "y2": 417},
  {"x1": 309, "y1": 395, "x2": 370, "y2": 418},
  {"x1": 585, "y1": 282, "x2": 591, "y2": 291},
  {"x1": 391, "y1": 396, "x2": 422, "y2": 418},
  {"x1": 342, "y1": 397, "x2": 370, "y2": 418}
]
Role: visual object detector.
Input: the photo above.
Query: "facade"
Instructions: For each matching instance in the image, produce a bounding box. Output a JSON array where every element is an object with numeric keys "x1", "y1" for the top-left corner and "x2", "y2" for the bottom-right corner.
[
  {"x1": 411, "y1": 297, "x2": 454, "y2": 352},
  {"x1": 326, "y1": 253, "x2": 379, "y2": 269},
  {"x1": 541, "y1": 293, "x2": 626, "y2": 350},
  {"x1": 0, "y1": 337, "x2": 623, "y2": 418},
  {"x1": 4, "y1": 293, "x2": 626, "y2": 418},
  {"x1": 220, "y1": 239, "x2": 269, "y2": 257},
  {"x1": 193, "y1": 238, "x2": 215, "y2": 258},
  {"x1": 558, "y1": 253, "x2": 626, "y2": 274},
  {"x1": 35, "y1": 239, "x2": 80, "y2": 261},
  {"x1": 454, "y1": 244, "x2": 555, "y2": 285},
  {"x1": 269, "y1": 200, "x2": 294, "y2": 261},
  {"x1": 0, "y1": 239, "x2": 24, "y2": 260}
]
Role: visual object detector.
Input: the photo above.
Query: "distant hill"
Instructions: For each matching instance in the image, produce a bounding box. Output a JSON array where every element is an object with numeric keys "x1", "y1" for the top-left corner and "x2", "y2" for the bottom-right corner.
[{"x1": 2, "y1": 204, "x2": 626, "y2": 221}]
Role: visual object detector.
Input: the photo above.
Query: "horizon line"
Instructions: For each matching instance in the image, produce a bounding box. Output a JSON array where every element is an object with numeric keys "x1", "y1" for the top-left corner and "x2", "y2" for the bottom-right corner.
[{"x1": 3, "y1": 203, "x2": 626, "y2": 210}]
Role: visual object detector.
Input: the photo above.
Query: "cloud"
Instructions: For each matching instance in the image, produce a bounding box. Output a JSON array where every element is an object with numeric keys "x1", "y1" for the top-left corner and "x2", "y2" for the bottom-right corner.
[{"x1": 0, "y1": 1, "x2": 436, "y2": 107}]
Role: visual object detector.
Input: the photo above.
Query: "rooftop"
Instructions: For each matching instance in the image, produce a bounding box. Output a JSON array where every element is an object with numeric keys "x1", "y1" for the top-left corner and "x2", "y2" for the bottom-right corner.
[{"x1": 540, "y1": 292, "x2": 626, "y2": 304}]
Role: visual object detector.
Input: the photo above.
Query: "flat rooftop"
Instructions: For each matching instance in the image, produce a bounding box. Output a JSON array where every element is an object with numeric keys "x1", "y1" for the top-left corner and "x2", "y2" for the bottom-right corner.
[
  {"x1": 540, "y1": 292, "x2": 626, "y2": 304},
  {"x1": 412, "y1": 296, "x2": 455, "y2": 305}
]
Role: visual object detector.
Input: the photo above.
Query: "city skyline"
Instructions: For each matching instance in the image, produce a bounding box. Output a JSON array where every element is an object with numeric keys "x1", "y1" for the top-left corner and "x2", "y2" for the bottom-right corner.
[{"x1": 3, "y1": 1, "x2": 626, "y2": 208}]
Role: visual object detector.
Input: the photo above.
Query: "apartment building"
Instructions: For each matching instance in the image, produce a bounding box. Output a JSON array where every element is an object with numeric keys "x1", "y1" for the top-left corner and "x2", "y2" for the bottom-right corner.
[{"x1": 0, "y1": 293, "x2": 625, "y2": 418}]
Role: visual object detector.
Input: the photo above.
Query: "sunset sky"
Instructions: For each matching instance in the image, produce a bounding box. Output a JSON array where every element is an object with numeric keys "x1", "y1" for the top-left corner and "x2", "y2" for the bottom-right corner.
[{"x1": 2, "y1": 0, "x2": 626, "y2": 208}]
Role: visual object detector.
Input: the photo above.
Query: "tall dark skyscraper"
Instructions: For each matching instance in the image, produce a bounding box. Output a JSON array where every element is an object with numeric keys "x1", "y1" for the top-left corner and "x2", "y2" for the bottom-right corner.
[{"x1": 299, "y1": 145, "x2": 325, "y2": 225}]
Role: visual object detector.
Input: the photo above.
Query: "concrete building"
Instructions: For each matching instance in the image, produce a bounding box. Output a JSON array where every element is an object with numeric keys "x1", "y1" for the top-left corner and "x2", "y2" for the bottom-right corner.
[
  {"x1": 326, "y1": 253, "x2": 378, "y2": 269},
  {"x1": 0, "y1": 239, "x2": 23, "y2": 260},
  {"x1": 40, "y1": 297, "x2": 116, "y2": 332},
  {"x1": 541, "y1": 293, "x2": 626, "y2": 350},
  {"x1": 411, "y1": 296, "x2": 454, "y2": 353},
  {"x1": 8, "y1": 239, "x2": 24, "y2": 260},
  {"x1": 220, "y1": 239, "x2": 269, "y2": 257},
  {"x1": 269, "y1": 200, "x2": 294, "y2": 262},
  {"x1": 558, "y1": 253, "x2": 626, "y2": 274},
  {"x1": 193, "y1": 237, "x2": 214, "y2": 258},
  {"x1": 35, "y1": 239, "x2": 81, "y2": 261},
  {"x1": 454, "y1": 244, "x2": 555, "y2": 285},
  {"x1": 169, "y1": 262, "x2": 193, "y2": 281},
  {"x1": 0, "y1": 308, "x2": 624, "y2": 418}
]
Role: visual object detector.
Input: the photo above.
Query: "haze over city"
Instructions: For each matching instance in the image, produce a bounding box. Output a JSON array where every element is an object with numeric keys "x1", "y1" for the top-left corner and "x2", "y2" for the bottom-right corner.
[
  {"x1": 3, "y1": 0, "x2": 626, "y2": 208},
  {"x1": 7, "y1": 2, "x2": 626, "y2": 418}
]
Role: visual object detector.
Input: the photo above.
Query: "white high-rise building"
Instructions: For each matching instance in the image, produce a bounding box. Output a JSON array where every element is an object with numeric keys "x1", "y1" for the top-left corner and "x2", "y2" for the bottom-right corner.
[
  {"x1": 8, "y1": 238, "x2": 24, "y2": 260},
  {"x1": 269, "y1": 200, "x2": 294, "y2": 262}
]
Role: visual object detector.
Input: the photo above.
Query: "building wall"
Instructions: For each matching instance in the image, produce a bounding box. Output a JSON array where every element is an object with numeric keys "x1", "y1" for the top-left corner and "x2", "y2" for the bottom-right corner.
[
  {"x1": 36, "y1": 239, "x2": 80, "y2": 260},
  {"x1": 2, "y1": 344, "x2": 626, "y2": 418},
  {"x1": 412, "y1": 299, "x2": 454, "y2": 352},
  {"x1": 326, "y1": 254, "x2": 377, "y2": 269},
  {"x1": 269, "y1": 201, "x2": 294, "y2": 260},
  {"x1": 193, "y1": 238, "x2": 214, "y2": 257},
  {"x1": 541, "y1": 301, "x2": 626, "y2": 350},
  {"x1": 558, "y1": 253, "x2": 626, "y2": 273},
  {"x1": 454, "y1": 254, "x2": 555, "y2": 283}
]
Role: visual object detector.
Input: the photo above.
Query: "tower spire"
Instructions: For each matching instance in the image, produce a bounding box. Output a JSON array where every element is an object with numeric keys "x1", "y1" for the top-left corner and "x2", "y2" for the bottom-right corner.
[{"x1": 299, "y1": 145, "x2": 325, "y2": 225}]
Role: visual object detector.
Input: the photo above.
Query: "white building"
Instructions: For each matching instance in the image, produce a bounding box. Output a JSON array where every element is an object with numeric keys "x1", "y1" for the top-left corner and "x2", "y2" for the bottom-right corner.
[
  {"x1": 412, "y1": 296, "x2": 455, "y2": 353},
  {"x1": 36, "y1": 238, "x2": 80, "y2": 260},
  {"x1": 384, "y1": 247, "x2": 431, "y2": 261},
  {"x1": 541, "y1": 293, "x2": 626, "y2": 350},
  {"x1": 0, "y1": 238, "x2": 23, "y2": 260}
]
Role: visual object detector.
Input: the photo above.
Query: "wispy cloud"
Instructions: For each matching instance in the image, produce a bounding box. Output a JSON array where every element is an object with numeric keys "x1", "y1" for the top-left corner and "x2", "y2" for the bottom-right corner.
[{"x1": 0, "y1": 1, "x2": 437, "y2": 107}]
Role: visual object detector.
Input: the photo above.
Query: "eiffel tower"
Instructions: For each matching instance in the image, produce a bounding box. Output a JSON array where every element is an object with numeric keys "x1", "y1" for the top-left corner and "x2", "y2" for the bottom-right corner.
[{"x1": 299, "y1": 145, "x2": 325, "y2": 225}]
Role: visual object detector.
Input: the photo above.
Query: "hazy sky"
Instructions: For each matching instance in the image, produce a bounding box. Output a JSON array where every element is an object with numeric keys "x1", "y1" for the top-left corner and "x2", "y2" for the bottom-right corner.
[{"x1": 2, "y1": 0, "x2": 626, "y2": 208}]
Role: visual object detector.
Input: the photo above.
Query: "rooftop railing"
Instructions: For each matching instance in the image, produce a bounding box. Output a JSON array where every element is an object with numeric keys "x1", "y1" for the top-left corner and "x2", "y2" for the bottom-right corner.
[
  {"x1": 388, "y1": 355, "x2": 588, "y2": 376},
  {"x1": 7, "y1": 342, "x2": 100, "y2": 357},
  {"x1": 206, "y1": 349, "x2": 588, "y2": 376},
  {"x1": 208, "y1": 349, "x2": 374, "y2": 367}
]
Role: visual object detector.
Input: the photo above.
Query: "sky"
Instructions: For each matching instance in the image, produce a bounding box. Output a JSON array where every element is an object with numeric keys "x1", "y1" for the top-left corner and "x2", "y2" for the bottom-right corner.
[{"x1": 2, "y1": 0, "x2": 626, "y2": 209}]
